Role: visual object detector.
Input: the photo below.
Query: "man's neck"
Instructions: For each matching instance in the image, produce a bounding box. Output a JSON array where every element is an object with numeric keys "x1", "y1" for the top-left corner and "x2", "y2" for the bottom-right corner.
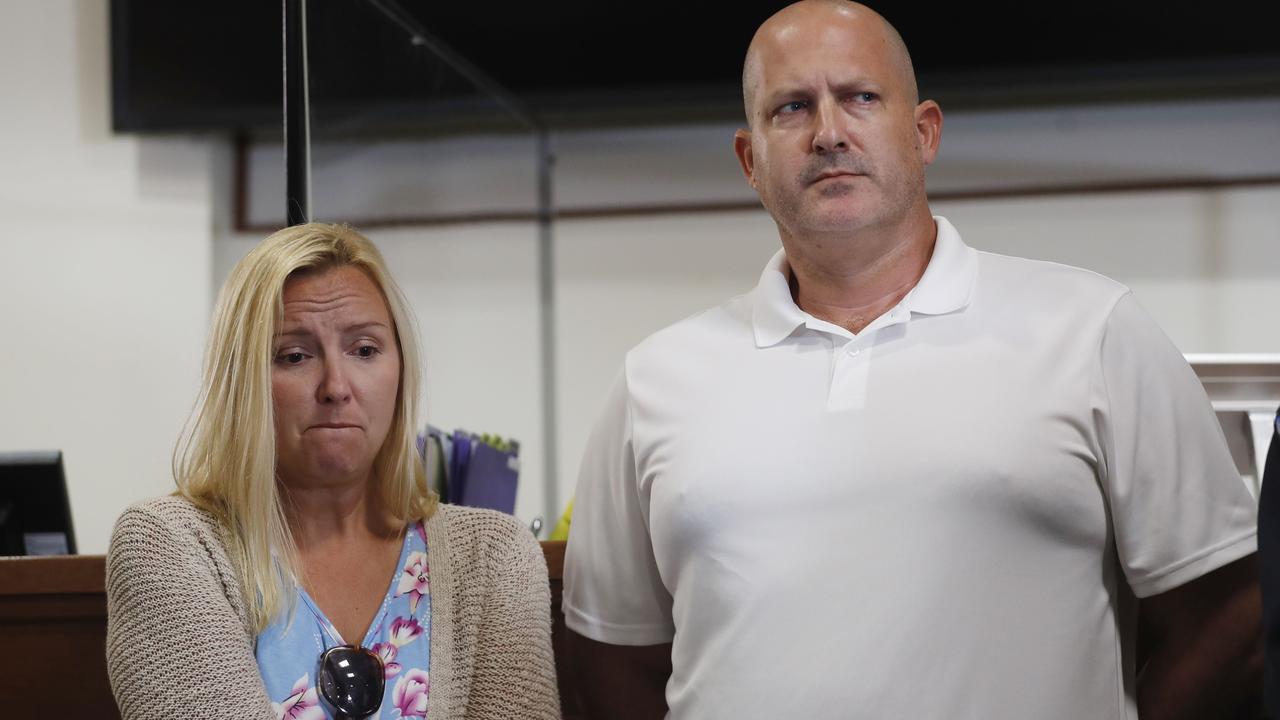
[{"x1": 782, "y1": 213, "x2": 937, "y2": 335}]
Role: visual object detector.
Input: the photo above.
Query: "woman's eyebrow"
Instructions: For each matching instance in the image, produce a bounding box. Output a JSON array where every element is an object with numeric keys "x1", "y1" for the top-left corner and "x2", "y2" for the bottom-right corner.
[
  {"x1": 342, "y1": 321, "x2": 391, "y2": 334},
  {"x1": 274, "y1": 327, "x2": 311, "y2": 339},
  {"x1": 276, "y1": 321, "x2": 390, "y2": 338}
]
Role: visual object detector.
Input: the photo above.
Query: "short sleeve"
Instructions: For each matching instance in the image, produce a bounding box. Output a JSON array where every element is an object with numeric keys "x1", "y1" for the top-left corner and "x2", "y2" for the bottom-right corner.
[
  {"x1": 1093, "y1": 292, "x2": 1257, "y2": 598},
  {"x1": 563, "y1": 367, "x2": 675, "y2": 645}
]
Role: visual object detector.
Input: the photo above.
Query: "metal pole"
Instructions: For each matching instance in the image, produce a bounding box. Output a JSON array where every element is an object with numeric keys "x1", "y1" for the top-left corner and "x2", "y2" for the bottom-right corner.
[
  {"x1": 535, "y1": 130, "x2": 559, "y2": 531},
  {"x1": 284, "y1": 0, "x2": 311, "y2": 226}
]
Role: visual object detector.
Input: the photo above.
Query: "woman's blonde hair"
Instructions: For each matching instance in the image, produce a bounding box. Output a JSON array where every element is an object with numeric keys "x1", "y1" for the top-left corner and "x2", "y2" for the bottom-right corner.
[{"x1": 174, "y1": 222, "x2": 436, "y2": 633}]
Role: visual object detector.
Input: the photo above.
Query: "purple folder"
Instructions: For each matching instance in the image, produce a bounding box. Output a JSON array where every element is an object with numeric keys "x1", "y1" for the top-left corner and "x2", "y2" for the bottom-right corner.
[
  {"x1": 458, "y1": 440, "x2": 519, "y2": 515},
  {"x1": 449, "y1": 431, "x2": 473, "y2": 505}
]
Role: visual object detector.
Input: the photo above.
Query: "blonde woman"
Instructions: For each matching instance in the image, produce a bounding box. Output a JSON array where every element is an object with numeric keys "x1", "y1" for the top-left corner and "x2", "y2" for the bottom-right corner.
[{"x1": 106, "y1": 224, "x2": 560, "y2": 720}]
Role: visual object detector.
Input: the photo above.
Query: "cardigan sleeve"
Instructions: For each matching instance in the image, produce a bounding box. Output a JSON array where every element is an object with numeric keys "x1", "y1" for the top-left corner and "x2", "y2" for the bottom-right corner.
[
  {"x1": 466, "y1": 518, "x2": 562, "y2": 719},
  {"x1": 105, "y1": 501, "x2": 276, "y2": 720}
]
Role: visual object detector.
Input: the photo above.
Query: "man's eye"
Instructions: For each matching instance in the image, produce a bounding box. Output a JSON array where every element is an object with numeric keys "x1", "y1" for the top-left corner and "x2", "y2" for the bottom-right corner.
[
  {"x1": 778, "y1": 100, "x2": 807, "y2": 114},
  {"x1": 854, "y1": 92, "x2": 877, "y2": 103}
]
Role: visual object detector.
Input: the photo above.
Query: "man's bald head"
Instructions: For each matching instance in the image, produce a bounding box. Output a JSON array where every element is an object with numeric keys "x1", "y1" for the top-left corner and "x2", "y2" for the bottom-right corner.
[{"x1": 741, "y1": 0, "x2": 918, "y2": 127}]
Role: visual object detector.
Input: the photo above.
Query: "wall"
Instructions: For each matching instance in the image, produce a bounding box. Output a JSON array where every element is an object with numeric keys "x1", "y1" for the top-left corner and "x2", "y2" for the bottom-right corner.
[
  {"x1": 0, "y1": 0, "x2": 216, "y2": 553},
  {"x1": 231, "y1": 101, "x2": 1280, "y2": 523},
  {"x1": 1, "y1": 0, "x2": 1275, "y2": 549}
]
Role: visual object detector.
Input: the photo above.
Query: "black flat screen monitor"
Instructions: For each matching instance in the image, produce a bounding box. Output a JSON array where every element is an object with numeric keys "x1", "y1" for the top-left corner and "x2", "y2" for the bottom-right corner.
[{"x1": 0, "y1": 451, "x2": 77, "y2": 556}]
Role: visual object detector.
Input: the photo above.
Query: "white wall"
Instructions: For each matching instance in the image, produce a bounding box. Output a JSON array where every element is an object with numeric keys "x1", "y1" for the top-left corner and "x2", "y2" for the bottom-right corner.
[
  {"x1": 934, "y1": 189, "x2": 1280, "y2": 353},
  {"x1": 3, "y1": 0, "x2": 1276, "y2": 549},
  {"x1": 0, "y1": 0, "x2": 216, "y2": 553},
  {"x1": 550, "y1": 187, "x2": 1280, "y2": 510},
  {"x1": 234, "y1": 102, "x2": 1280, "y2": 515}
]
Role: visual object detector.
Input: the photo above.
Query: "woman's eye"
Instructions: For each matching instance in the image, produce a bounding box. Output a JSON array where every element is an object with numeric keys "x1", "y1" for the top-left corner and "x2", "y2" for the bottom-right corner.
[
  {"x1": 355, "y1": 345, "x2": 378, "y2": 358},
  {"x1": 278, "y1": 352, "x2": 306, "y2": 364}
]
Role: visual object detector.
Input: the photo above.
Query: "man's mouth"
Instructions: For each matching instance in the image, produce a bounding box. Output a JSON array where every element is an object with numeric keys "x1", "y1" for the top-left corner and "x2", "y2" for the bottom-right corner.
[{"x1": 810, "y1": 170, "x2": 863, "y2": 184}]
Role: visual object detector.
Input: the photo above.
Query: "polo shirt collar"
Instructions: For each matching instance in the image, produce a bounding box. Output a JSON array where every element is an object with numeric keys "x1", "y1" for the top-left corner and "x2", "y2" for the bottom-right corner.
[
  {"x1": 901, "y1": 216, "x2": 978, "y2": 316},
  {"x1": 752, "y1": 216, "x2": 977, "y2": 348}
]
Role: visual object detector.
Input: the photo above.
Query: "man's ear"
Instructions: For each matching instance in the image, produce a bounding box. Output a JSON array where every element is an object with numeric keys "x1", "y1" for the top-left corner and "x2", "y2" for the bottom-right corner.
[
  {"x1": 733, "y1": 129, "x2": 757, "y2": 189},
  {"x1": 914, "y1": 100, "x2": 943, "y2": 166}
]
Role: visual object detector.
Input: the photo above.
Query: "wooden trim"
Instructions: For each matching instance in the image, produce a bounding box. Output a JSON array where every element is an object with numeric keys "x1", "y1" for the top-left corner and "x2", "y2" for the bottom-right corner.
[
  {"x1": 930, "y1": 174, "x2": 1280, "y2": 202},
  {"x1": 233, "y1": 132, "x2": 250, "y2": 233},
  {"x1": 0, "y1": 545, "x2": 563, "y2": 593},
  {"x1": 542, "y1": 539, "x2": 565, "y2": 580},
  {"x1": 0, "y1": 547, "x2": 575, "y2": 719},
  {"x1": 0, "y1": 554, "x2": 106, "y2": 595},
  {"x1": 234, "y1": 171, "x2": 1280, "y2": 234}
]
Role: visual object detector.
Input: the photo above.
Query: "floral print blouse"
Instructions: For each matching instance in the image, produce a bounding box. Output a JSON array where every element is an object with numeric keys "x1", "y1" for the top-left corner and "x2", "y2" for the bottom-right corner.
[{"x1": 256, "y1": 522, "x2": 431, "y2": 719}]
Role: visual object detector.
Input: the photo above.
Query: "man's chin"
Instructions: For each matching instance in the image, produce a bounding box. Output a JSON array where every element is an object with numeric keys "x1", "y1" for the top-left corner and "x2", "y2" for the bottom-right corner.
[{"x1": 798, "y1": 208, "x2": 882, "y2": 234}]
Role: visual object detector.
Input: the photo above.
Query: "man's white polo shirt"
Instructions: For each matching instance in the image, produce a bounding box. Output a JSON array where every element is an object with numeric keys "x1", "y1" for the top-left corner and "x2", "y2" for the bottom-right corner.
[{"x1": 563, "y1": 217, "x2": 1257, "y2": 720}]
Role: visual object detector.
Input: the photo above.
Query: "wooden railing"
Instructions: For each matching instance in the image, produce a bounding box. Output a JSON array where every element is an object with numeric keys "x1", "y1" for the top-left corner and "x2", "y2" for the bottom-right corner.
[{"x1": 0, "y1": 541, "x2": 577, "y2": 718}]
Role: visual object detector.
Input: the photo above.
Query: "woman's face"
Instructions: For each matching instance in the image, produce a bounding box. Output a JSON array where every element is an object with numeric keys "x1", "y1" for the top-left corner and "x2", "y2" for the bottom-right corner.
[{"x1": 271, "y1": 265, "x2": 401, "y2": 490}]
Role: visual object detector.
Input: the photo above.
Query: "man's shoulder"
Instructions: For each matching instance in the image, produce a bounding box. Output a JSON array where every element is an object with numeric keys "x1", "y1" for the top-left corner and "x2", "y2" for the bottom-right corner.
[
  {"x1": 626, "y1": 293, "x2": 754, "y2": 366},
  {"x1": 973, "y1": 249, "x2": 1131, "y2": 310}
]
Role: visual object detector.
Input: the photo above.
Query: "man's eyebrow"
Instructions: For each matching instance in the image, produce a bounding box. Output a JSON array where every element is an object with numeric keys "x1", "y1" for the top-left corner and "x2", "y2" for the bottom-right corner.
[
  {"x1": 765, "y1": 76, "x2": 880, "y2": 102},
  {"x1": 830, "y1": 78, "x2": 884, "y2": 95},
  {"x1": 763, "y1": 83, "x2": 811, "y2": 103}
]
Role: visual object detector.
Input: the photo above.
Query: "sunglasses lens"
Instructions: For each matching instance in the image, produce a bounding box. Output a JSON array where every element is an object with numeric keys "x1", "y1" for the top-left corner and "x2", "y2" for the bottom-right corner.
[{"x1": 318, "y1": 646, "x2": 385, "y2": 719}]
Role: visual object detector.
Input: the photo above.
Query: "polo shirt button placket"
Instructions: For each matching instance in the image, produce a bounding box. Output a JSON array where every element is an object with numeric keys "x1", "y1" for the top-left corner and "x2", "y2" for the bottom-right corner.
[{"x1": 828, "y1": 334, "x2": 871, "y2": 412}]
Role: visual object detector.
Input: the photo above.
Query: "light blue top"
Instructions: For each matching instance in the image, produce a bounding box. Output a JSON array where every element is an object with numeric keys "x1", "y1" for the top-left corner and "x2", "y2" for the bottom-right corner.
[{"x1": 256, "y1": 522, "x2": 432, "y2": 719}]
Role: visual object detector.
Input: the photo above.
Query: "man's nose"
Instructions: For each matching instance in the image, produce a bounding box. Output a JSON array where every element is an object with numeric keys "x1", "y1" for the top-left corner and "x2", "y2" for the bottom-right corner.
[
  {"x1": 812, "y1": 97, "x2": 850, "y2": 154},
  {"x1": 318, "y1": 359, "x2": 352, "y2": 403}
]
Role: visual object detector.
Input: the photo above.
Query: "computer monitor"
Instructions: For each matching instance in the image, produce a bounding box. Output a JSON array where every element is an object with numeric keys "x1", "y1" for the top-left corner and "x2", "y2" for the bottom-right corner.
[{"x1": 0, "y1": 450, "x2": 77, "y2": 556}]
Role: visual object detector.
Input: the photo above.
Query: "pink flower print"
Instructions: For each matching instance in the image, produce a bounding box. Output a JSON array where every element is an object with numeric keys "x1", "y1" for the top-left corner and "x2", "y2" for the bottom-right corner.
[
  {"x1": 372, "y1": 641, "x2": 402, "y2": 679},
  {"x1": 272, "y1": 674, "x2": 325, "y2": 720},
  {"x1": 389, "y1": 615, "x2": 424, "y2": 648},
  {"x1": 391, "y1": 668, "x2": 430, "y2": 718},
  {"x1": 396, "y1": 550, "x2": 430, "y2": 613}
]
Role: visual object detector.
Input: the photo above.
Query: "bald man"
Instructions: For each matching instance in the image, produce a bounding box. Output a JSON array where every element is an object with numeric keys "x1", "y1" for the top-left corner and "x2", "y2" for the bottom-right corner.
[{"x1": 563, "y1": 2, "x2": 1262, "y2": 718}]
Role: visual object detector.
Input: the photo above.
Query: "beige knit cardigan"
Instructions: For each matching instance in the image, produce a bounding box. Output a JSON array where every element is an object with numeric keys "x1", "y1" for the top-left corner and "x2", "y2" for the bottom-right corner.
[{"x1": 106, "y1": 496, "x2": 561, "y2": 720}]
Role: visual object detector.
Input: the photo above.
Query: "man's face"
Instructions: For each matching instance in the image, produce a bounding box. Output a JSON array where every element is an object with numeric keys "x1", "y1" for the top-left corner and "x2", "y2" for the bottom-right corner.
[{"x1": 735, "y1": 11, "x2": 938, "y2": 238}]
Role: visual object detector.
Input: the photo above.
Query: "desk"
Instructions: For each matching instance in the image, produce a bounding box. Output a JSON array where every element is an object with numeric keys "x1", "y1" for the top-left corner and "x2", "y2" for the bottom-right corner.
[
  {"x1": 0, "y1": 541, "x2": 576, "y2": 718},
  {"x1": 0, "y1": 555, "x2": 111, "y2": 715}
]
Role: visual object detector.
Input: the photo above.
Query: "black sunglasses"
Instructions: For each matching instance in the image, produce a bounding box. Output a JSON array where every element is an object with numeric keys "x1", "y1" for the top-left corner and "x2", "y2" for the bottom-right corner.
[{"x1": 317, "y1": 644, "x2": 385, "y2": 719}]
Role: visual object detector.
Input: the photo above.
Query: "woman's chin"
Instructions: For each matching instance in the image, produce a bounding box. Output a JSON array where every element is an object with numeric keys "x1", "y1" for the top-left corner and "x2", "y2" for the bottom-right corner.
[{"x1": 278, "y1": 456, "x2": 375, "y2": 490}]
